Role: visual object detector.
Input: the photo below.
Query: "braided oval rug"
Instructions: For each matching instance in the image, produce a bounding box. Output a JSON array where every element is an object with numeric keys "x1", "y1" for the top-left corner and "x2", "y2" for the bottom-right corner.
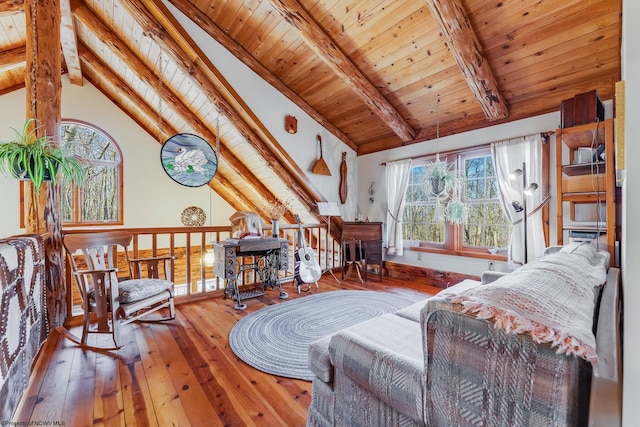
[{"x1": 228, "y1": 290, "x2": 423, "y2": 380}]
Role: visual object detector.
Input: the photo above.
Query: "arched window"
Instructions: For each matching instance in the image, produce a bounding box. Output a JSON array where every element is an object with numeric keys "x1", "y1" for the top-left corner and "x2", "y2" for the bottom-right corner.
[{"x1": 60, "y1": 121, "x2": 123, "y2": 225}]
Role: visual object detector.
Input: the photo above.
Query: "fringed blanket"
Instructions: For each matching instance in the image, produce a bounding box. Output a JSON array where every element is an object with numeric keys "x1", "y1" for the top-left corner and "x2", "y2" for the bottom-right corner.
[{"x1": 445, "y1": 245, "x2": 606, "y2": 362}]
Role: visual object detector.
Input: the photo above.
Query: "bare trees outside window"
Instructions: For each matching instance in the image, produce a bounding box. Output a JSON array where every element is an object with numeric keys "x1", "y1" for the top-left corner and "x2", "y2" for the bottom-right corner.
[
  {"x1": 402, "y1": 148, "x2": 511, "y2": 255},
  {"x1": 462, "y1": 153, "x2": 511, "y2": 249},
  {"x1": 60, "y1": 121, "x2": 122, "y2": 225}
]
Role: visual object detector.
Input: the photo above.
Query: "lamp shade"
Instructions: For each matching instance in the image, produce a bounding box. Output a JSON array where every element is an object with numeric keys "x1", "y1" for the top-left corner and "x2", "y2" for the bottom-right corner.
[{"x1": 524, "y1": 182, "x2": 539, "y2": 195}]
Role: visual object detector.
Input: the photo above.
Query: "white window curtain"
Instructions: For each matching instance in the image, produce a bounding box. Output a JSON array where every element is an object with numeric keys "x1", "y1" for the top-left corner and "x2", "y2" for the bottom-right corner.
[
  {"x1": 491, "y1": 135, "x2": 545, "y2": 266},
  {"x1": 385, "y1": 159, "x2": 412, "y2": 256}
]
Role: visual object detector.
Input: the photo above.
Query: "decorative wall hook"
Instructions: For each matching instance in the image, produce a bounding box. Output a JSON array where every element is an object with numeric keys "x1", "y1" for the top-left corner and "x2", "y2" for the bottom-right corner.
[{"x1": 285, "y1": 115, "x2": 297, "y2": 134}]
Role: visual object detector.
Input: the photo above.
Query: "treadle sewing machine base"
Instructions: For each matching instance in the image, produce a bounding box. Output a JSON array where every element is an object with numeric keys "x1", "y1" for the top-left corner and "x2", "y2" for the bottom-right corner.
[{"x1": 213, "y1": 238, "x2": 289, "y2": 310}]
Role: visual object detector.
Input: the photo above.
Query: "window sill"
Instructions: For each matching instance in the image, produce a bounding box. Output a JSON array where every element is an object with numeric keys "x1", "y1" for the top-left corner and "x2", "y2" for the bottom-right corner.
[{"x1": 405, "y1": 245, "x2": 507, "y2": 261}]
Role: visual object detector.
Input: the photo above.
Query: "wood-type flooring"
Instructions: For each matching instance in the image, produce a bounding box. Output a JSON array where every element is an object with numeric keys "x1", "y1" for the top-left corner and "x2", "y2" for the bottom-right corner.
[{"x1": 14, "y1": 274, "x2": 439, "y2": 426}]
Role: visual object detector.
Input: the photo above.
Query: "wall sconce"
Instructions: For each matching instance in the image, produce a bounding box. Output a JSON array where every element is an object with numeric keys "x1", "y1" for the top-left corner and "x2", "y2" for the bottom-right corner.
[
  {"x1": 285, "y1": 115, "x2": 297, "y2": 134},
  {"x1": 510, "y1": 162, "x2": 538, "y2": 264}
]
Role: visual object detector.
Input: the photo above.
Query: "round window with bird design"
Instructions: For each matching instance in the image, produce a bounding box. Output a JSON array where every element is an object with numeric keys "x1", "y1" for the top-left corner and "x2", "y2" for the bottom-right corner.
[{"x1": 160, "y1": 133, "x2": 218, "y2": 187}]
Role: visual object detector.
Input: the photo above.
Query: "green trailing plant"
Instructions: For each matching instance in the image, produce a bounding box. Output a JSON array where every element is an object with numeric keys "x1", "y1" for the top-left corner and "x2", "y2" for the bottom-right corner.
[
  {"x1": 424, "y1": 158, "x2": 463, "y2": 197},
  {"x1": 424, "y1": 157, "x2": 467, "y2": 224},
  {"x1": 0, "y1": 119, "x2": 84, "y2": 192}
]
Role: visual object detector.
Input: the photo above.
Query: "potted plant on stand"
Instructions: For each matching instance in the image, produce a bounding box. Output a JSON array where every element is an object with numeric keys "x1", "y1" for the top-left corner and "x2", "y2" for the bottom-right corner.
[{"x1": 0, "y1": 119, "x2": 84, "y2": 192}]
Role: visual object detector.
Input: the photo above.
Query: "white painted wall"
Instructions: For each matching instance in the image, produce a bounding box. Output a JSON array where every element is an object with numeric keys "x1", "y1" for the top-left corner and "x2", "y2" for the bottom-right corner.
[
  {"x1": 621, "y1": 1, "x2": 638, "y2": 424},
  {"x1": 0, "y1": 88, "x2": 23, "y2": 236},
  {"x1": 0, "y1": 77, "x2": 236, "y2": 237}
]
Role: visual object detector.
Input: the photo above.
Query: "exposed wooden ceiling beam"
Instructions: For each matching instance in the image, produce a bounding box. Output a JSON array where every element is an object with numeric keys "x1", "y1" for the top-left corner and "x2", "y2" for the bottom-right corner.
[
  {"x1": 424, "y1": 0, "x2": 509, "y2": 121},
  {"x1": 0, "y1": 45, "x2": 25, "y2": 72},
  {"x1": 77, "y1": 43, "x2": 173, "y2": 140},
  {"x1": 121, "y1": 0, "x2": 327, "y2": 216},
  {"x1": 165, "y1": 0, "x2": 357, "y2": 152},
  {"x1": 60, "y1": 0, "x2": 82, "y2": 85},
  {"x1": 79, "y1": 45, "x2": 260, "y2": 215},
  {"x1": 71, "y1": 3, "x2": 281, "y2": 221},
  {"x1": 0, "y1": 0, "x2": 23, "y2": 16},
  {"x1": 265, "y1": 0, "x2": 416, "y2": 142}
]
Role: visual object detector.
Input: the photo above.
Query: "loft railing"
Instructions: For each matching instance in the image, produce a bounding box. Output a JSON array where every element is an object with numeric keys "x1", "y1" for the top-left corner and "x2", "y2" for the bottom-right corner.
[{"x1": 62, "y1": 222, "x2": 340, "y2": 315}]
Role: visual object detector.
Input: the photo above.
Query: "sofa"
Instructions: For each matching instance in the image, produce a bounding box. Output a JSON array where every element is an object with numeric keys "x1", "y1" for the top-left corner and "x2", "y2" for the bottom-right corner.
[{"x1": 307, "y1": 244, "x2": 622, "y2": 426}]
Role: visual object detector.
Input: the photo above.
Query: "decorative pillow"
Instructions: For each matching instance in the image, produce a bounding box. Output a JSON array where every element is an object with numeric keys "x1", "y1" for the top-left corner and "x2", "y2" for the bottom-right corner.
[
  {"x1": 118, "y1": 279, "x2": 172, "y2": 304},
  {"x1": 558, "y1": 241, "x2": 596, "y2": 262}
]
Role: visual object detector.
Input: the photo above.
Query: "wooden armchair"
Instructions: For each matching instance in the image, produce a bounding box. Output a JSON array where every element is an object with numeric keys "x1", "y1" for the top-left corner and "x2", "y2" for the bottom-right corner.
[{"x1": 62, "y1": 230, "x2": 175, "y2": 350}]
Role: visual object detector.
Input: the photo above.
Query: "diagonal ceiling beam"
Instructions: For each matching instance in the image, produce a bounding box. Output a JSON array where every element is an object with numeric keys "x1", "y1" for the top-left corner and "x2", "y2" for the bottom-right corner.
[
  {"x1": 60, "y1": 0, "x2": 82, "y2": 85},
  {"x1": 0, "y1": 0, "x2": 23, "y2": 16},
  {"x1": 0, "y1": 45, "x2": 25, "y2": 72},
  {"x1": 264, "y1": 0, "x2": 416, "y2": 142},
  {"x1": 76, "y1": 42, "x2": 171, "y2": 139},
  {"x1": 424, "y1": 0, "x2": 509, "y2": 120},
  {"x1": 166, "y1": 0, "x2": 357, "y2": 152},
  {"x1": 78, "y1": 44, "x2": 262, "y2": 215},
  {"x1": 121, "y1": 0, "x2": 327, "y2": 216},
  {"x1": 71, "y1": 4, "x2": 284, "y2": 221}
]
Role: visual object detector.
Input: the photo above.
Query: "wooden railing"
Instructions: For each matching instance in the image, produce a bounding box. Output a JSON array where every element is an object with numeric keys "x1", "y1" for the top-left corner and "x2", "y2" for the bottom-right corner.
[{"x1": 63, "y1": 222, "x2": 340, "y2": 315}]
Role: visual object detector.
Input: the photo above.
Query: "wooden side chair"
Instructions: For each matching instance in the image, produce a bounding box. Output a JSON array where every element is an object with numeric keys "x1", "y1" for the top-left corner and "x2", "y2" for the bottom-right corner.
[
  {"x1": 62, "y1": 230, "x2": 175, "y2": 350},
  {"x1": 341, "y1": 240, "x2": 365, "y2": 283}
]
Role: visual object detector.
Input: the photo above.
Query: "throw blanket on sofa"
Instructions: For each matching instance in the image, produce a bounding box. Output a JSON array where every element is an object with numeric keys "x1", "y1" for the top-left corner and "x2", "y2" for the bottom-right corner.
[
  {"x1": 446, "y1": 245, "x2": 606, "y2": 362},
  {"x1": 0, "y1": 235, "x2": 47, "y2": 421}
]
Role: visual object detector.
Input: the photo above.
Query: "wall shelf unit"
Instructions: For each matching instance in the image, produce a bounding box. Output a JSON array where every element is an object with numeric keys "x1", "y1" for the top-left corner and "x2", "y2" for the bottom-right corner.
[{"x1": 555, "y1": 119, "x2": 616, "y2": 263}]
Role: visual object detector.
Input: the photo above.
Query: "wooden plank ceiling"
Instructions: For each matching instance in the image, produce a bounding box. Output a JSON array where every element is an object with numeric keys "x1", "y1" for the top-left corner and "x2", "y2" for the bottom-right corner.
[{"x1": 0, "y1": 0, "x2": 622, "y2": 224}]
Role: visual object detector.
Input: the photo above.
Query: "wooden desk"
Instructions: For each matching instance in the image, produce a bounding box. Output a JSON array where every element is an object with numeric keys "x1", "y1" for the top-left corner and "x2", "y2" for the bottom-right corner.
[
  {"x1": 213, "y1": 238, "x2": 289, "y2": 310},
  {"x1": 341, "y1": 222, "x2": 383, "y2": 281}
]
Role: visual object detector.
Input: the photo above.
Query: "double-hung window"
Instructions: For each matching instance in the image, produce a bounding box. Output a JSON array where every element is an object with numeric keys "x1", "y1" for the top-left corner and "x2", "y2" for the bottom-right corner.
[
  {"x1": 460, "y1": 149, "x2": 511, "y2": 251},
  {"x1": 402, "y1": 147, "x2": 511, "y2": 257},
  {"x1": 403, "y1": 158, "x2": 446, "y2": 246}
]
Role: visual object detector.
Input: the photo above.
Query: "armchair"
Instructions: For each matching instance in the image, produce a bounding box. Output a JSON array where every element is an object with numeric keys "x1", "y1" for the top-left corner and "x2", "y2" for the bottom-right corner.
[{"x1": 62, "y1": 230, "x2": 175, "y2": 350}]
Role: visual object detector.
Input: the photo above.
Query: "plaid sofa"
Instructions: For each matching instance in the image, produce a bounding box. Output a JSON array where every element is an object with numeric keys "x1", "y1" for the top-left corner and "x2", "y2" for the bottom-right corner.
[{"x1": 307, "y1": 249, "x2": 621, "y2": 427}]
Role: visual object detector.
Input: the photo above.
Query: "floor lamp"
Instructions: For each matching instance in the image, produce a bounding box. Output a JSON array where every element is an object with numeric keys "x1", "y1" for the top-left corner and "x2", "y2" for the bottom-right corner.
[
  {"x1": 510, "y1": 162, "x2": 538, "y2": 264},
  {"x1": 317, "y1": 201, "x2": 341, "y2": 284}
]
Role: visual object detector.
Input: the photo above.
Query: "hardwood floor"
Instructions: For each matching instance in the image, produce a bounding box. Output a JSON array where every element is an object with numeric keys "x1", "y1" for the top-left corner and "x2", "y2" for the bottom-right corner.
[{"x1": 14, "y1": 275, "x2": 438, "y2": 426}]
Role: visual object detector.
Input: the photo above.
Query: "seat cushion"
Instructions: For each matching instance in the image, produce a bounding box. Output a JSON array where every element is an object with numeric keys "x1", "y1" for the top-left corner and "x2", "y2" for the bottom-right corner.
[
  {"x1": 329, "y1": 313, "x2": 425, "y2": 423},
  {"x1": 118, "y1": 279, "x2": 173, "y2": 304},
  {"x1": 308, "y1": 334, "x2": 334, "y2": 383}
]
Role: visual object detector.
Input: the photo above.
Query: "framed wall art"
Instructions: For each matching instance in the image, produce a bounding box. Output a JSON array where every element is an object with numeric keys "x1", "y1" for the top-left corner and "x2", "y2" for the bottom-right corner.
[{"x1": 160, "y1": 133, "x2": 218, "y2": 187}]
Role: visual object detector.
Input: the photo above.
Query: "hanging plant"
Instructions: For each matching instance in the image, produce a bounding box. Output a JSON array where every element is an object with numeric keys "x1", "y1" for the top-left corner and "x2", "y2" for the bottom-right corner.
[
  {"x1": 423, "y1": 157, "x2": 466, "y2": 224},
  {"x1": 0, "y1": 119, "x2": 84, "y2": 192},
  {"x1": 444, "y1": 197, "x2": 467, "y2": 224},
  {"x1": 424, "y1": 157, "x2": 464, "y2": 196}
]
